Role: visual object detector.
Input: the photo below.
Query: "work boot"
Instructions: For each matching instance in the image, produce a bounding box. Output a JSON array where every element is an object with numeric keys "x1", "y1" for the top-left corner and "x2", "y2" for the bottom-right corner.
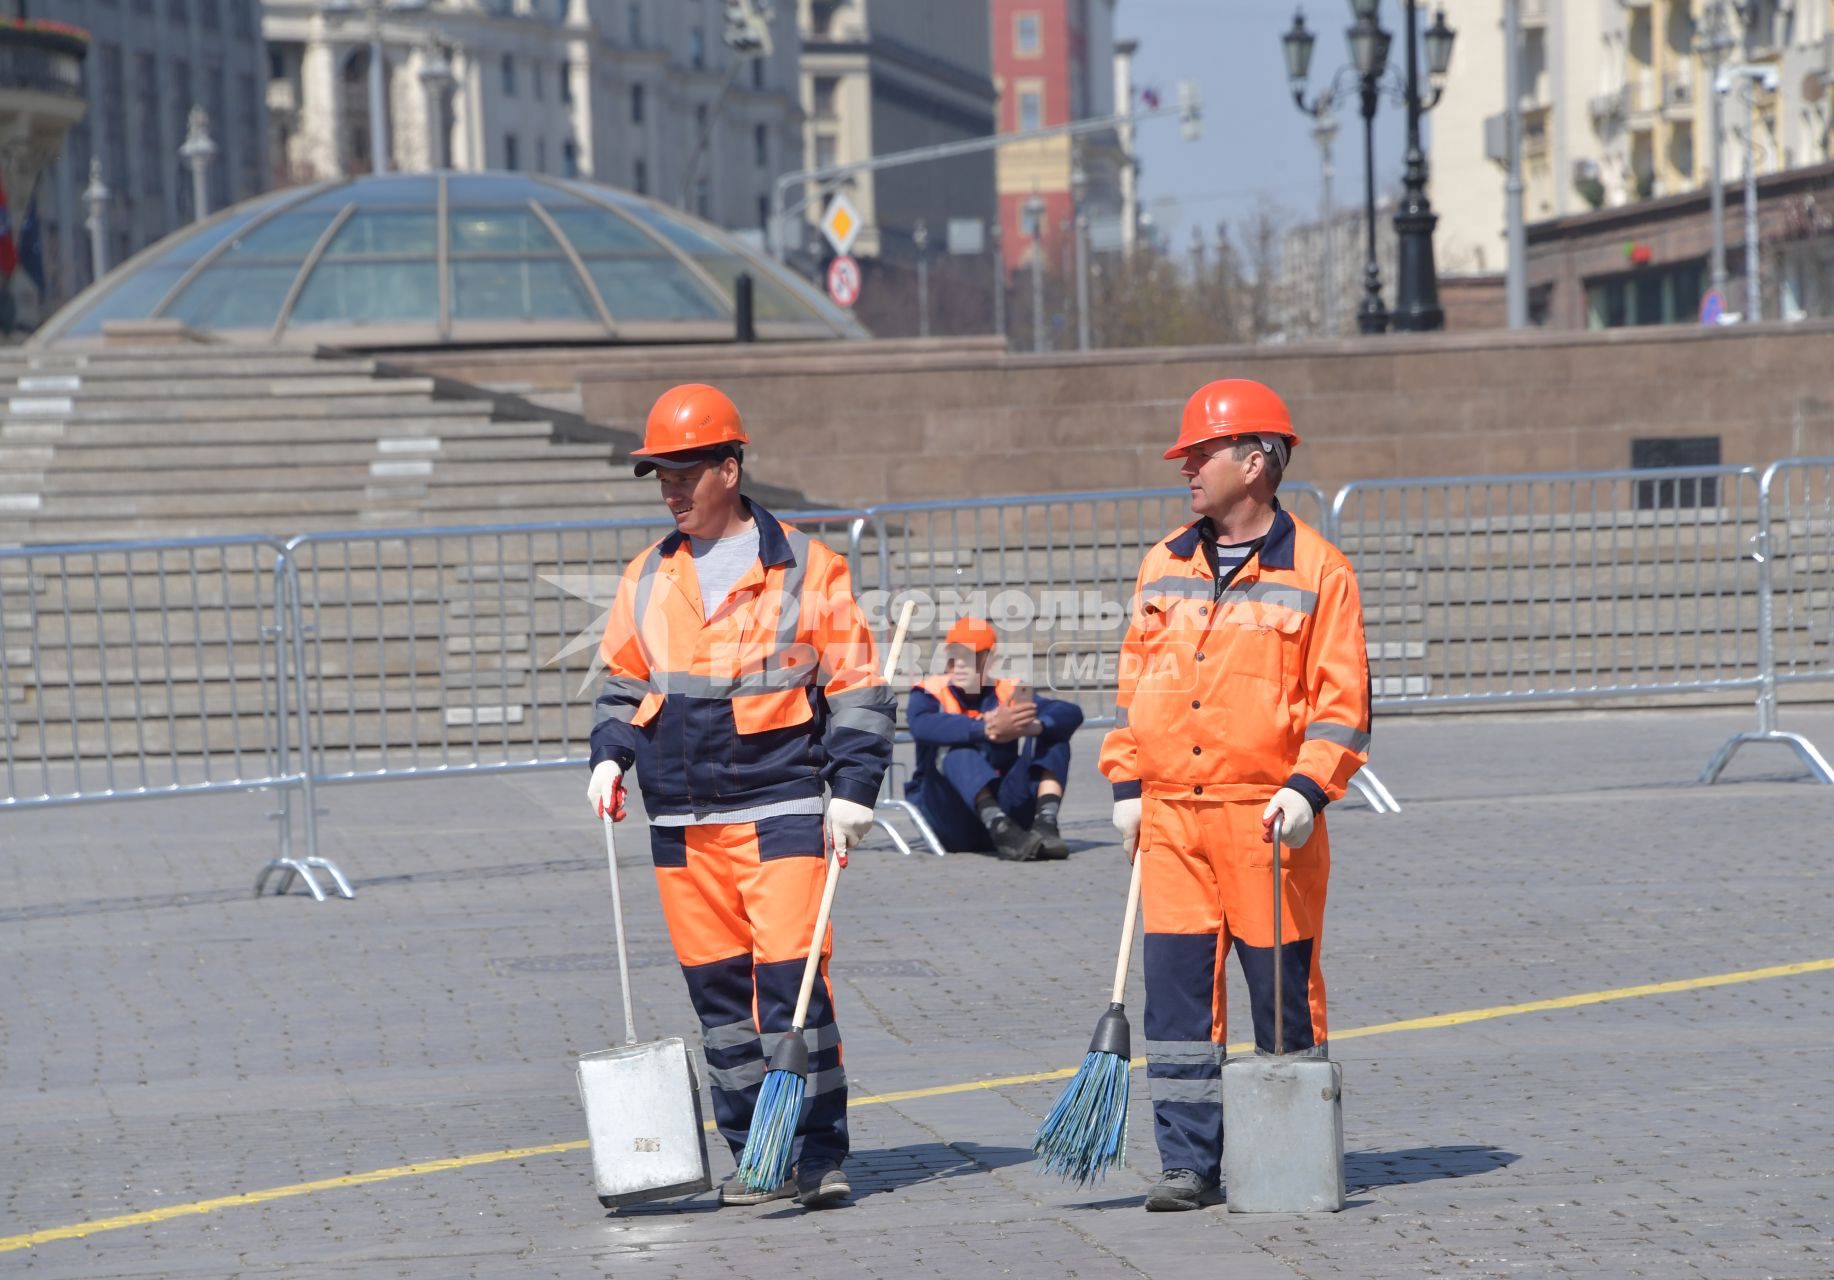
[
  {"x1": 987, "y1": 813, "x2": 1046, "y2": 862},
  {"x1": 1144, "y1": 1168, "x2": 1222, "y2": 1212},
  {"x1": 718, "y1": 1176, "x2": 795, "y2": 1207},
  {"x1": 795, "y1": 1162, "x2": 852, "y2": 1209},
  {"x1": 1030, "y1": 814, "x2": 1071, "y2": 860}
]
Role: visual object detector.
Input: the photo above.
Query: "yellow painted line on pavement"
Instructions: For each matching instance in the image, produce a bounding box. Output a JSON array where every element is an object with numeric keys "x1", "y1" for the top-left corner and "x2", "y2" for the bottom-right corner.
[{"x1": 5, "y1": 954, "x2": 1831, "y2": 1254}]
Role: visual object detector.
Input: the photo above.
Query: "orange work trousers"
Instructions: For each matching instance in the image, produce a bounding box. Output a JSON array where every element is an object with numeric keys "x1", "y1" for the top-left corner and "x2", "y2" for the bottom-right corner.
[
  {"x1": 1138, "y1": 797, "x2": 1329, "y2": 1181},
  {"x1": 650, "y1": 812, "x2": 846, "y2": 1166}
]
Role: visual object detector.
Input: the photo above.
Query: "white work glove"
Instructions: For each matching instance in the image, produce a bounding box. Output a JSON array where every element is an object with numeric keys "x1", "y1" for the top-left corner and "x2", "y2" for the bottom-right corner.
[
  {"x1": 1112, "y1": 797, "x2": 1142, "y2": 862},
  {"x1": 587, "y1": 760, "x2": 627, "y2": 821},
  {"x1": 1261, "y1": 787, "x2": 1315, "y2": 850},
  {"x1": 825, "y1": 797, "x2": 876, "y2": 867}
]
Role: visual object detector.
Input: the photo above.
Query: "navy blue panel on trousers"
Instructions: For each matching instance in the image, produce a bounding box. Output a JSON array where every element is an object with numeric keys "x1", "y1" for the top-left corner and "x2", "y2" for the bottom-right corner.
[
  {"x1": 755, "y1": 811, "x2": 824, "y2": 862},
  {"x1": 754, "y1": 954, "x2": 848, "y2": 1168},
  {"x1": 1142, "y1": 931, "x2": 1225, "y2": 1181},
  {"x1": 1232, "y1": 936, "x2": 1317, "y2": 1055},
  {"x1": 914, "y1": 733, "x2": 1077, "y2": 853},
  {"x1": 681, "y1": 954, "x2": 763, "y2": 1158},
  {"x1": 648, "y1": 825, "x2": 688, "y2": 868}
]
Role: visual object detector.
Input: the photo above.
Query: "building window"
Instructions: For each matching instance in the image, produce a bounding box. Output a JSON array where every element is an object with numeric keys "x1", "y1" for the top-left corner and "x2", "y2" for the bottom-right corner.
[
  {"x1": 754, "y1": 123, "x2": 768, "y2": 167},
  {"x1": 560, "y1": 62, "x2": 572, "y2": 103},
  {"x1": 634, "y1": 157, "x2": 648, "y2": 194},
  {"x1": 814, "y1": 133, "x2": 837, "y2": 170},
  {"x1": 628, "y1": 1, "x2": 641, "y2": 46},
  {"x1": 752, "y1": 58, "x2": 765, "y2": 90},
  {"x1": 229, "y1": 0, "x2": 253, "y2": 38},
  {"x1": 536, "y1": 136, "x2": 547, "y2": 172},
  {"x1": 1019, "y1": 87, "x2": 1042, "y2": 132},
  {"x1": 691, "y1": 26, "x2": 706, "y2": 69},
  {"x1": 811, "y1": 0, "x2": 838, "y2": 37},
  {"x1": 501, "y1": 54, "x2": 515, "y2": 96},
  {"x1": 504, "y1": 133, "x2": 519, "y2": 169},
  {"x1": 268, "y1": 48, "x2": 285, "y2": 80},
  {"x1": 1585, "y1": 261, "x2": 1705, "y2": 329},
  {"x1": 563, "y1": 139, "x2": 579, "y2": 177},
  {"x1": 1015, "y1": 13, "x2": 1041, "y2": 56},
  {"x1": 695, "y1": 179, "x2": 710, "y2": 218},
  {"x1": 631, "y1": 83, "x2": 645, "y2": 123},
  {"x1": 534, "y1": 61, "x2": 544, "y2": 100},
  {"x1": 813, "y1": 75, "x2": 838, "y2": 120},
  {"x1": 137, "y1": 52, "x2": 163, "y2": 199},
  {"x1": 198, "y1": 0, "x2": 219, "y2": 31},
  {"x1": 758, "y1": 195, "x2": 769, "y2": 229}
]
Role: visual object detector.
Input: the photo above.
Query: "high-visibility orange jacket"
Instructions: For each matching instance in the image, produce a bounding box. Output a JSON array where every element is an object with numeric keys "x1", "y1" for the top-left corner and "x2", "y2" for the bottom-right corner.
[
  {"x1": 1099, "y1": 501, "x2": 1370, "y2": 812},
  {"x1": 590, "y1": 498, "x2": 894, "y2": 817}
]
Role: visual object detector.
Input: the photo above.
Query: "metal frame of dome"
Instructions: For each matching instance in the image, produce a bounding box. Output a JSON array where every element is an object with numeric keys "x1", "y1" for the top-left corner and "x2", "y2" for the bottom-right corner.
[{"x1": 33, "y1": 172, "x2": 868, "y2": 348}]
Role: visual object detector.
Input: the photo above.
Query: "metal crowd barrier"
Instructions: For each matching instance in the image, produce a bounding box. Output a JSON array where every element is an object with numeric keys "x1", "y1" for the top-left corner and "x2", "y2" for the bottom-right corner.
[
  {"x1": 0, "y1": 535, "x2": 348, "y2": 899},
  {"x1": 1700, "y1": 458, "x2": 1834, "y2": 784},
  {"x1": 10, "y1": 468, "x2": 1834, "y2": 896}
]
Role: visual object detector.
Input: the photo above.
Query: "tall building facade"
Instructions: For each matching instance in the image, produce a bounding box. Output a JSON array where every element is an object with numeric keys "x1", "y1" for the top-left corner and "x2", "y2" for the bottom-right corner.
[
  {"x1": 1433, "y1": 0, "x2": 1834, "y2": 279},
  {"x1": 794, "y1": 0, "x2": 997, "y2": 262},
  {"x1": 31, "y1": 0, "x2": 271, "y2": 318},
  {"x1": 990, "y1": 0, "x2": 1122, "y2": 282},
  {"x1": 263, "y1": 0, "x2": 804, "y2": 238}
]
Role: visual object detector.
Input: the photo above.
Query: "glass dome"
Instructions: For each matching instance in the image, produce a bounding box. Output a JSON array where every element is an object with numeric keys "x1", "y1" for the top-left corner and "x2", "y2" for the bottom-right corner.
[{"x1": 36, "y1": 172, "x2": 867, "y2": 348}]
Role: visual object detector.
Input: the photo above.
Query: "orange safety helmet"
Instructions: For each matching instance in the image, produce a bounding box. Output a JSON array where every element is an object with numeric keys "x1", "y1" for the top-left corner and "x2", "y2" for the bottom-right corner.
[
  {"x1": 1164, "y1": 378, "x2": 1301, "y2": 460},
  {"x1": 944, "y1": 616, "x2": 999, "y2": 652},
  {"x1": 631, "y1": 383, "x2": 750, "y2": 475}
]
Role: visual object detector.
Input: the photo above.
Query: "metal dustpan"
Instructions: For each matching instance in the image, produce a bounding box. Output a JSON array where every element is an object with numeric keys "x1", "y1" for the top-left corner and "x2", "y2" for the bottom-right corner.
[
  {"x1": 1221, "y1": 818, "x2": 1345, "y2": 1214},
  {"x1": 576, "y1": 816, "x2": 712, "y2": 1208}
]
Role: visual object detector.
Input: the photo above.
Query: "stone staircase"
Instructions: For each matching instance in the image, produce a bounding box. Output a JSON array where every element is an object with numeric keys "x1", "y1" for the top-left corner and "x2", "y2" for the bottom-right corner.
[{"x1": 0, "y1": 344, "x2": 677, "y2": 544}]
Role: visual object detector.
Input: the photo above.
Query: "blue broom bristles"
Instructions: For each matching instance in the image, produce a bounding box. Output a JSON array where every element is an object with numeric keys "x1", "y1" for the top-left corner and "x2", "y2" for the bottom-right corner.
[
  {"x1": 1032, "y1": 1049, "x2": 1132, "y2": 1185},
  {"x1": 736, "y1": 1066, "x2": 805, "y2": 1191}
]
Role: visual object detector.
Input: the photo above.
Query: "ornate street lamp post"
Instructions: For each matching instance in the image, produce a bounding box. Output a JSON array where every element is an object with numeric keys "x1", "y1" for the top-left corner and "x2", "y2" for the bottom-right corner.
[
  {"x1": 1285, "y1": 3, "x2": 1392, "y2": 334},
  {"x1": 1284, "y1": 2, "x2": 1454, "y2": 336},
  {"x1": 1392, "y1": 3, "x2": 1456, "y2": 331}
]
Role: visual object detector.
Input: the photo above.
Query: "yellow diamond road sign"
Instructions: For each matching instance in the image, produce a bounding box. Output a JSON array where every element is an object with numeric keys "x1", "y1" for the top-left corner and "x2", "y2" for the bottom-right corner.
[{"x1": 820, "y1": 192, "x2": 862, "y2": 257}]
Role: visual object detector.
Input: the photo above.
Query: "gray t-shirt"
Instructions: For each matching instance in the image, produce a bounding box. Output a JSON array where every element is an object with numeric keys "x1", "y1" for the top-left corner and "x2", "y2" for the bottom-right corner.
[{"x1": 689, "y1": 522, "x2": 761, "y2": 617}]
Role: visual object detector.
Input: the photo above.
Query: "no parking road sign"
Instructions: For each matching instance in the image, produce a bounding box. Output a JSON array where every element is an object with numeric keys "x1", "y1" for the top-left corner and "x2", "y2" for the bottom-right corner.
[{"x1": 826, "y1": 254, "x2": 861, "y2": 308}]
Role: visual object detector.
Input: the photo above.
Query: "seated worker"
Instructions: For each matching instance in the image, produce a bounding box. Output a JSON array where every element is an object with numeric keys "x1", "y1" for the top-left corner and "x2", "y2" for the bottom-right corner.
[{"x1": 905, "y1": 617, "x2": 1085, "y2": 861}]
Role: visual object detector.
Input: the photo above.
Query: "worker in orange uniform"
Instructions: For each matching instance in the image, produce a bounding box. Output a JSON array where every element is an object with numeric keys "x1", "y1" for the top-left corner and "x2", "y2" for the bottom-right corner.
[
  {"x1": 585, "y1": 384, "x2": 894, "y2": 1210},
  {"x1": 1099, "y1": 378, "x2": 1370, "y2": 1212},
  {"x1": 906, "y1": 616, "x2": 1084, "y2": 860}
]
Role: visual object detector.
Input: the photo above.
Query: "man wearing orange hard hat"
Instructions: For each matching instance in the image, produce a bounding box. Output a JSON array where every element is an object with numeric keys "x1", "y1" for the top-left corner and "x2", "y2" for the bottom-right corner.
[
  {"x1": 1097, "y1": 378, "x2": 1370, "y2": 1211},
  {"x1": 586, "y1": 383, "x2": 894, "y2": 1209},
  {"x1": 905, "y1": 616, "x2": 1085, "y2": 860}
]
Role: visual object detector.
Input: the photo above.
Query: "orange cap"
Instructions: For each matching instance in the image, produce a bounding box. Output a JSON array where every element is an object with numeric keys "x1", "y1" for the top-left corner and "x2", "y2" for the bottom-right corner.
[
  {"x1": 632, "y1": 384, "x2": 750, "y2": 468},
  {"x1": 945, "y1": 617, "x2": 999, "y2": 652},
  {"x1": 1164, "y1": 378, "x2": 1301, "y2": 460}
]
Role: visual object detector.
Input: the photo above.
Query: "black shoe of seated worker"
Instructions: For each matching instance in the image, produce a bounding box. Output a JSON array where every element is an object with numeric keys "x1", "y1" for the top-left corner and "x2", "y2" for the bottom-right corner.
[
  {"x1": 1030, "y1": 814, "x2": 1070, "y2": 860},
  {"x1": 1144, "y1": 1168, "x2": 1223, "y2": 1212},
  {"x1": 987, "y1": 813, "x2": 1046, "y2": 862}
]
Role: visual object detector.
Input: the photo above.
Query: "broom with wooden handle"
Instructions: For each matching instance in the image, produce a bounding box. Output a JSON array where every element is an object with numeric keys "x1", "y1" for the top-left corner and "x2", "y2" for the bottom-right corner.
[
  {"x1": 1034, "y1": 849, "x2": 1145, "y2": 1184},
  {"x1": 736, "y1": 599, "x2": 914, "y2": 1191}
]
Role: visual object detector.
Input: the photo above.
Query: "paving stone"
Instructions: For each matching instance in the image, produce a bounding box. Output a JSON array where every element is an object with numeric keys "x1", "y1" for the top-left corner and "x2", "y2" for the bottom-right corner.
[{"x1": 3, "y1": 705, "x2": 1834, "y2": 1276}]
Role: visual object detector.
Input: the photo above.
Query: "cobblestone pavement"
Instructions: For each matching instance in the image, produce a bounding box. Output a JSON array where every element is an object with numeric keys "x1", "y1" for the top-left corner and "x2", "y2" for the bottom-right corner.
[{"x1": 4, "y1": 706, "x2": 1833, "y2": 1278}]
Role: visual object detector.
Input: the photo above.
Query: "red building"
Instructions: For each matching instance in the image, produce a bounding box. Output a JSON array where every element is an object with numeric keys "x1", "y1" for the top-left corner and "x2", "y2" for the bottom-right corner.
[{"x1": 990, "y1": 0, "x2": 1121, "y2": 282}]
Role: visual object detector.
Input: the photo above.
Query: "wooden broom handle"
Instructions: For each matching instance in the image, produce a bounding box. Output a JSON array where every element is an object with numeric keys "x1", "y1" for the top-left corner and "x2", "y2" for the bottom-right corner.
[
  {"x1": 789, "y1": 599, "x2": 915, "y2": 1031},
  {"x1": 1110, "y1": 852, "x2": 1144, "y2": 1006}
]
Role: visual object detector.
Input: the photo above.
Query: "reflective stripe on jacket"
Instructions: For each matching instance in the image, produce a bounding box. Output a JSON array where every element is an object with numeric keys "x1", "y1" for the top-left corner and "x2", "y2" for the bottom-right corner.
[
  {"x1": 1098, "y1": 501, "x2": 1370, "y2": 809},
  {"x1": 589, "y1": 497, "x2": 894, "y2": 817}
]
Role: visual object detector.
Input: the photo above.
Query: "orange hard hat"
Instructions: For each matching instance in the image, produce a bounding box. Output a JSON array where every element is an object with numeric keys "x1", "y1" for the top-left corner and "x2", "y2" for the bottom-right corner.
[
  {"x1": 632, "y1": 383, "x2": 750, "y2": 475},
  {"x1": 945, "y1": 617, "x2": 999, "y2": 652},
  {"x1": 1164, "y1": 379, "x2": 1301, "y2": 460}
]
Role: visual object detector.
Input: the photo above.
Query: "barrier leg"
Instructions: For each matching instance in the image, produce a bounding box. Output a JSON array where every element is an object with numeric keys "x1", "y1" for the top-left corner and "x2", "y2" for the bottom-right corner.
[{"x1": 1701, "y1": 731, "x2": 1834, "y2": 785}]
